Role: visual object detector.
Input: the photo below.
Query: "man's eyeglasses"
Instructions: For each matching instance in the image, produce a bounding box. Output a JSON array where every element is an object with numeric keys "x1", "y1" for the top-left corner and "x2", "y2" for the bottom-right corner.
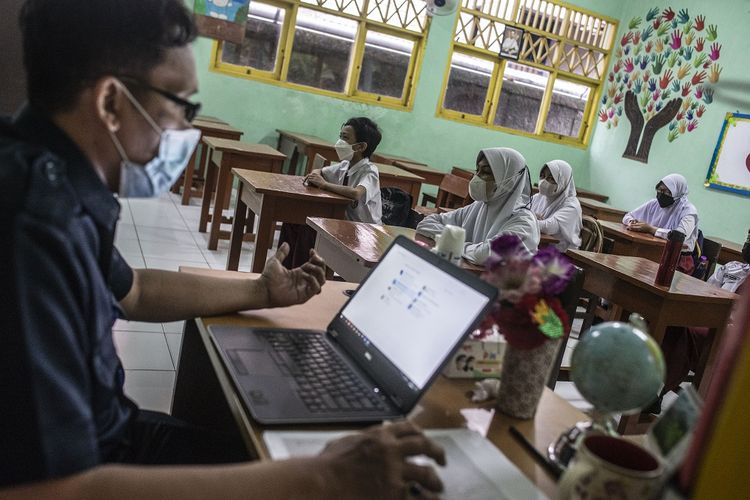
[{"x1": 119, "y1": 77, "x2": 202, "y2": 123}]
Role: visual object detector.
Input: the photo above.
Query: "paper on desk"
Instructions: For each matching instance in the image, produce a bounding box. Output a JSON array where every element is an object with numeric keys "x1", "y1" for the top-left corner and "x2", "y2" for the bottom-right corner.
[{"x1": 263, "y1": 428, "x2": 548, "y2": 500}]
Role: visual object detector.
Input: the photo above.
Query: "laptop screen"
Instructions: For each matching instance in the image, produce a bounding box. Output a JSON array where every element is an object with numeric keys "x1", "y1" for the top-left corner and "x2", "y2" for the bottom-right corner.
[{"x1": 339, "y1": 242, "x2": 491, "y2": 390}]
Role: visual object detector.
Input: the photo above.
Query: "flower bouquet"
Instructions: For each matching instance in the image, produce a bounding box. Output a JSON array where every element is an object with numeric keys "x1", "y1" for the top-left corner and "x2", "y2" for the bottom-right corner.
[{"x1": 478, "y1": 234, "x2": 576, "y2": 418}]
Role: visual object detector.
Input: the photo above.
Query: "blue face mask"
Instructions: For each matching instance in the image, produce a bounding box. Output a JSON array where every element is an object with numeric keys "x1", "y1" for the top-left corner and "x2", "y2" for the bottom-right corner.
[{"x1": 109, "y1": 83, "x2": 201, "y2": 198}]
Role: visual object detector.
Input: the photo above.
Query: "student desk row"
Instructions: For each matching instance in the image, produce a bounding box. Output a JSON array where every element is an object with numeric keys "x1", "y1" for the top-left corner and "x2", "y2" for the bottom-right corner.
[
  {"x1": 306, "y1": 217, "x2": 484, "y2": 282},
  {"x1": 174, "y1": 118, "x2": 244, "y2": 205},
  {"x1": 579, "y1": 198, "x2": 627, "y2": 223},
  {"x1": 565, "y1": 250, "x2": 737, "y2": 432},
  {"x1": 198, "y1": 138, "x2": 287, "y2": 250},
  {"x1": 171, "y1": 268, "x2": 587, "y2": 499}
]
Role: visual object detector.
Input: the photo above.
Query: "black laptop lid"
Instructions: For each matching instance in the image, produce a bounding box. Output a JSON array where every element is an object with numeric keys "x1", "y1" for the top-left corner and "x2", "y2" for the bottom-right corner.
[{"x1": 328, "y1": 236, "x2": 497, "y2": 412}]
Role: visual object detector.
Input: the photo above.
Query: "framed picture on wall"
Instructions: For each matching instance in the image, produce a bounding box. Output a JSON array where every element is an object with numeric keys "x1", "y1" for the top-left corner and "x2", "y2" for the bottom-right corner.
[
  {"x1": 704, "y1": 112, "x2": 750, "y2": 197},
  {"x1": 193, "y1": 0, "x2": 250, "y2": 44},
  {"x1": 498, "y1": 26, "x2": 524, "y2": 60}
]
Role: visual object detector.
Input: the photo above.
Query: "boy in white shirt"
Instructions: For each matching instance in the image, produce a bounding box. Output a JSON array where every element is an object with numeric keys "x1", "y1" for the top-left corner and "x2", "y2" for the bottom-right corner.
[{"x1": 279, "y1": 117, "x2": 383, "y2": 268}]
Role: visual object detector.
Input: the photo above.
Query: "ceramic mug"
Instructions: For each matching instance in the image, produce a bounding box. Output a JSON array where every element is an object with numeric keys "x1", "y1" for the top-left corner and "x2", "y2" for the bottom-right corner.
[{"x1": 559, "y1": 435, "x2": 665, "y2": 500}]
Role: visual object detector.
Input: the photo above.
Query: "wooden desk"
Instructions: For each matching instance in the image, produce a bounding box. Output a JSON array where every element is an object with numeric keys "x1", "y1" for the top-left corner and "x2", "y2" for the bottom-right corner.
[
  {"x1": 531, "y1": 184, "x2": 609, "y2": 203},
  {"x1": 393, "y1": 160, "x2": 446, "y2": 187},
  {"x1": 566, "y1": 251, "x2": 736, "y2": 416},
  {"x1": 195, "y1": 115, "x2": 228, "y2": 124},
  {"x1": 579, "y1": 198, "x2": 627, "y2": 223},
  {"x1": 540, "y1": 234, "x2": 560, "y2": 248},
  {"x1": 227, "y1": 170, "x2": 351, "y2": 272},
  {"x1": 276, "y1": 129, "x2": 338, "y2": 176},
  {"x1": 171, "y1": 269, "x2": 587, "y2": 499},
  {"x1": 199, "y1": 138, "x2": 286, "y2": 251},
  {"x1": 375, "y1": 163, "x2": 424, "y2": 208},
  {"x1": 175, "y1": 120, "x2": 244, "y2": 205},
  {"x1": 371, "y1": 152, "x2": 426, "y2": 167},
  {"x1": 598, "y1": 220, "x2": 666, "y2": 263},
  {"x1": 708, "y1": 236, "x2": 743, "y2": 265},
  {"x1": 307, "y1": 217, "x2": 484, "y2": 282}
]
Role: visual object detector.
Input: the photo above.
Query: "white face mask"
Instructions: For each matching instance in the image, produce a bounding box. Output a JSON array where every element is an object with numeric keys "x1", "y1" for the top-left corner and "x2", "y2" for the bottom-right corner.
[
  {"x1": 334, "y1": 138, "x2": 357, "y2": 162},
  {"x1": 538, "y1": 179, "x2": 558, "y2": 198},
  {"x1": 109, "y1": 83, "x2": 201, "y2": 198},
  {"x1": 469, "y1": 175, "x2": 495, "y2": 202}
]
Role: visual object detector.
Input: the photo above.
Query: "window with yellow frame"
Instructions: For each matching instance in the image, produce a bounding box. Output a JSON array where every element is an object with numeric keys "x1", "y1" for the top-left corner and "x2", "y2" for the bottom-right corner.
[
  {"x1": 211, "y1": 0, "x2": 430, "y2": 110},
  {"x1": 438, "y1": 0, "x2": 618, "y2": 146}
]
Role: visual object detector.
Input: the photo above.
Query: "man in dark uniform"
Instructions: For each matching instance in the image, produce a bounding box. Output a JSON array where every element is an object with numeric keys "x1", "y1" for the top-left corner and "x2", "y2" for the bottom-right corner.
[{"x1": 0, "y1": 1, "x2": 445, "y2": 498}]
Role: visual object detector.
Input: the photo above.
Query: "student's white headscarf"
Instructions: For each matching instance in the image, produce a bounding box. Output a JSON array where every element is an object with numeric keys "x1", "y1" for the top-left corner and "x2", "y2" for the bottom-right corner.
[
  {"x1": 625, "y1": 173, "x2": 699, "y2": 249},
  {"x1": 530, "y1": 160, "x2": 582, "y2": 251},
  {"x1": 471, "y1": 147, "x2": 533, "y2": 239}
]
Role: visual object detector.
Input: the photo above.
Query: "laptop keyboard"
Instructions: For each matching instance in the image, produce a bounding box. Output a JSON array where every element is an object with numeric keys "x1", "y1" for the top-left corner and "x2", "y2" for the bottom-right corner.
[{"x1": 263, "y1": 332, "x2": 388, "y2": 414}]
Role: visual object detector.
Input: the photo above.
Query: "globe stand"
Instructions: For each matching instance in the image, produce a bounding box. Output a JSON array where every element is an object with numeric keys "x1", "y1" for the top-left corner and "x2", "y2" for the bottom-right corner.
[
  {"x1": 547, "y1": 410, "x2": 618, "y2": 472},
  {"x1": 547, "y1": 314, "x2": 665, "y2": 474}
]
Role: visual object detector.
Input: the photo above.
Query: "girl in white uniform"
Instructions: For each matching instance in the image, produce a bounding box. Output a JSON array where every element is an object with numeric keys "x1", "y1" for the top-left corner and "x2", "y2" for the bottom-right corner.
[
  {"x1": 530, "y1": 160, "x2": 582, "y2": 252},
  {"x1": 416, "y1": 147, "x2": 539, "y2": 264}
]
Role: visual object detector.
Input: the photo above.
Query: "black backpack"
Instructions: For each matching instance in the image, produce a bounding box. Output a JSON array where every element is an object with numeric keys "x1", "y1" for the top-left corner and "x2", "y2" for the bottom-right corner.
[{"x1": 380, "y1": 187, "x2": 422, "y2": 228}]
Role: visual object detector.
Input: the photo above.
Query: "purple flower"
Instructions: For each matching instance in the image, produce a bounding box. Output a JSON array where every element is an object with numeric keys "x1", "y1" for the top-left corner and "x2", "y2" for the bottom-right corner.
[
  {"x1": 531, "y1": 247, "x2": 575, "y2": 295},
  {"x1": 490, "y1": 234, "x2": 524, "y2": 258}
]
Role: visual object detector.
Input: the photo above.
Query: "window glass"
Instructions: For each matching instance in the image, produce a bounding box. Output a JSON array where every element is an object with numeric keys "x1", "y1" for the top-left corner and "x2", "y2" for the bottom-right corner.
[
  {"x1": 493, "y1": 62, "x2": 549, "y2": 133},
  {"x1": 357, "y1": 31, "x2": 415, "y2": 99},
  {"x1": 220, "y1": 2, "x2": 286, "y2": 72},
  {"x1": 443, "y1": 52, "x2": 493, "y2": 116},
  {"x1": 544, "y1": 79, "x2": 590, "y2": 137}
]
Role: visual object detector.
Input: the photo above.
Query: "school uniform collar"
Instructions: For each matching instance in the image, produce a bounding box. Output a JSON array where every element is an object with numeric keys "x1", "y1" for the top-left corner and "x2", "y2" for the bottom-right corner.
[{"x1": 345, "y1": 157, "x2": 370, "y2": 175}]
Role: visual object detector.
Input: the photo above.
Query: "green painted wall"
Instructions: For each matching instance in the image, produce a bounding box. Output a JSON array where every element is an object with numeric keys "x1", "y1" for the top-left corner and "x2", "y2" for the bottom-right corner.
[
  {"x1": 193, "y1": 0, "x2": 623, "y2": 195},
  {"x1": 588, "y1": 0, "x2": 750, "y2": 241}
]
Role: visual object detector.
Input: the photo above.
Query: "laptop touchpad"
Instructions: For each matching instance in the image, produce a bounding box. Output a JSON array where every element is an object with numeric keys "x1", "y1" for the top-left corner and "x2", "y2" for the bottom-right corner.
[{"x1": 230, "y1": 349, "x2": 282, "y2": 377}]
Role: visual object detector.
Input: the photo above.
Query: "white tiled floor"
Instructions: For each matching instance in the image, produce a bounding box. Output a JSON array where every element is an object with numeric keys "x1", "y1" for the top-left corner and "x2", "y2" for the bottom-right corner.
[{"x1": 115, "y1": 191, "x2": 590, "y2": 414}]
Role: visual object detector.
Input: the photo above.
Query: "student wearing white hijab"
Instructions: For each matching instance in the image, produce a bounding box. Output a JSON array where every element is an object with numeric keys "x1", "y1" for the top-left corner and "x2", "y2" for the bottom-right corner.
[
  {"x1": 416, "y1": 147, "x2": 540, "y2": 264},
  {"x1": 531, "y1": 160, "x2": 582, "y2": 252},
  {"x1": 623, "y1": 173, "x2": 699, "y2": 273}
]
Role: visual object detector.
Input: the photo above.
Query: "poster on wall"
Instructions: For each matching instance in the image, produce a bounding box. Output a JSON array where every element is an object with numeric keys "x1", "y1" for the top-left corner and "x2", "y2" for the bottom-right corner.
[
  {"x1": 704, "y1": 112, "x2": 750, "y2": 197},
  {"x1": 193, "y1": 0, "x2": 250, "y2": 44},
  {"x1": 598, "y1": 7, "x2": 723, "y2": 164}
]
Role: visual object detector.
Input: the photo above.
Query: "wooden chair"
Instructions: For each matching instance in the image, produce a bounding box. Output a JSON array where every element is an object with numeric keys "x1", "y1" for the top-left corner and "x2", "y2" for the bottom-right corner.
[
  {"x1": 700, "y1": 237, "x2": 723, "y2": 281},
  {"x1": 547, "y1": 266, "x2": 585, "y2": 389},
  {"x1": 451, "y1": 166, "x2": 474, "y2": 179},
  {"x1": 579, "y1": 215, "x2": 604, "y2": 253},
  {"x1": 312, "y1": 153, "x2": 328, "y2": 172},
  {"x1": 415, "y1": 173, "x2": 471, "y2": 216}
]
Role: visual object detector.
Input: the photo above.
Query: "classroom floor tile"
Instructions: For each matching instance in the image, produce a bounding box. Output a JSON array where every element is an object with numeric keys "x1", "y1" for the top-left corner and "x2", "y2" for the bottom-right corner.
[
  {"x1": 113, "y1": 330, "x2": 174, "y2": 371},
  {"x1": 123, "y1": 370, "x2": 176, "y2": 414}
]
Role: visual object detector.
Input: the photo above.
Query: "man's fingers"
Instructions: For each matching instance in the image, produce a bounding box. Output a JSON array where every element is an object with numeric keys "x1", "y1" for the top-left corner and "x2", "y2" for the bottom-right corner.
[
  {"x1": 298, "y1": 270, "x2": 322, "y2": 296},
  {"x1": 274, "y1": 242, "x2": 290, "y2": 262},
  {"x1": 398, "y1": 436, "x2": 446, "y2": 467},
  {"x1": 301, "y1": 261, "x2": 326, "y2": 287},
  {"x1": 402, "y1": 464, "x2": 444, "y2": 494}
]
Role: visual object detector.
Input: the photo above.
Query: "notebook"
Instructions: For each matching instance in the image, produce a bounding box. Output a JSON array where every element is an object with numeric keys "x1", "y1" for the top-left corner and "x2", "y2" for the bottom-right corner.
[{"x1": 210, "y1": 235, "x2": 497, "y2": 424}]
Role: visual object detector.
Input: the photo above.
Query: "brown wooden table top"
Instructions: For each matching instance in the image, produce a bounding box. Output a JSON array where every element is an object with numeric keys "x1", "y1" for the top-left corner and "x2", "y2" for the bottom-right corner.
[
  {"x1": 193, "y1": 119, "x2": 243, "y2": 135},
  {"x1": 306, "y1": 217, "x2": 484, "y2": 273},
  {"x1": 708, "y1": 236, "x2": 743, "y2": 255},
  {"x1": 375, "y1": 163, "x2": 426, "y2": 181},
  {"x1": 179, "y1": 267, "x2": 583, "y2": 498},
  {"x1": 372, "y1": 152, "x2": 426, "y2": 166},
  {"x1": 567, "y1": 250, "x2": 737, "y2": 304},
  {"x1": 531, "y1": 184, "x2": 609, "y2": 203},
  {"x1": 598, "y1": 220, "x2": 666, "y2": 247},
  {"x1": 194, "y1": 115, "x2": 228, "y2": 124},
  {"x1": 202, "y1": 137, "x2": 286, "y2": 160},
  {"x1": 232, "y1": 169, "x2": 351, "y2": 204},
  {"x1": 578, "y1": 197, "x2": 627, "y2": 215},
  {"x1": 392, "y1": 160, "x2": 444, "y2": 177},
  {"x1": 276, "y1": 129, "x2": 334, "y2": 148}
]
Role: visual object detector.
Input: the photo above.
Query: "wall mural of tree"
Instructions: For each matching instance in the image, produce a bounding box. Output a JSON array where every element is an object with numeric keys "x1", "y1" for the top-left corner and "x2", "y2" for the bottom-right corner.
[{"x1": 599, "y1": 7, "x2": 723, "y2": 163}]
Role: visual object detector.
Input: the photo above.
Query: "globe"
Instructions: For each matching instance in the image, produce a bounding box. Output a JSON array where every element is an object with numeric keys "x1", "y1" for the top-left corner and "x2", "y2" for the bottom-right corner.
[{"x1": 571, "y1": 320, "x2": 665, "y2": 414}]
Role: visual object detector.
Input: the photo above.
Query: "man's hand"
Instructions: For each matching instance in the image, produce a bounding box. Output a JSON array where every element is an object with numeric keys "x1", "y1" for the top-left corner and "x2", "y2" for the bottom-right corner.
[
  {"x1": 259, "y1": 243, "x2": 326, "y2": 308},
  {"x1": 627, "y1": 221, "x2": 657, "y2": 234},
  {"x1": 320, "y1": 421, "x2": 446, "y2": 500},
  {"x1": 305, "y1": 171, "x2": 327, "y2": 189}
]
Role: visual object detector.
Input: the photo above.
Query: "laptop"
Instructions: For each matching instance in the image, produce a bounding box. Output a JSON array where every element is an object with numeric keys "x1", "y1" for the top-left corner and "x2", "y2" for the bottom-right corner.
[{"x1": 210, "y1": 235, "x2": 497, "y2": 424}]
